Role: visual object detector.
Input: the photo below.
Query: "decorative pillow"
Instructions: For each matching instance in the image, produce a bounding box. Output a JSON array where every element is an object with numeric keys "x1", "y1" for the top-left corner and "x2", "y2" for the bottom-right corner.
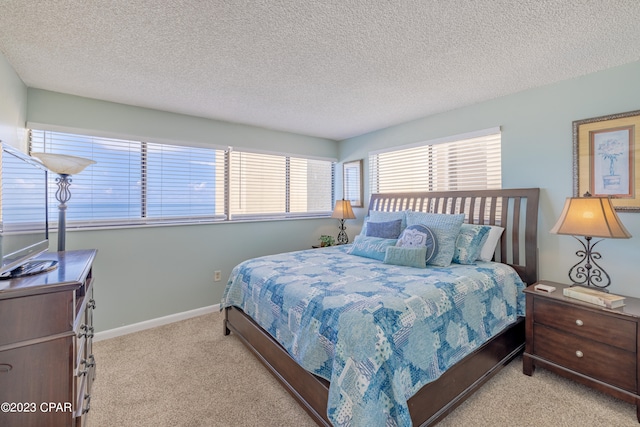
[
  {"x1": 477, "y1": 225, "x2": 505, "y2": 262},
  {"x1": 453, "y1": 224, "x2": 491, "y2": 264},
  {"x1": 405, "y1": 211, "x2": 465, "y2": 267},
  {"x1": 396, "y1": 224, "x2": 438, "y2": 264},
  {"x1": 347, "y1": 235, "x2": 398, "y2": 261},
  {"x1": 360, "y1": 210, "x2": 409, "y2": 236},
  {"x1": 366, "y1": 219, "x2": 403, "y2": 239},
  {"x1": 383, "y1": 246, "x2": 427, "y2": 268}
]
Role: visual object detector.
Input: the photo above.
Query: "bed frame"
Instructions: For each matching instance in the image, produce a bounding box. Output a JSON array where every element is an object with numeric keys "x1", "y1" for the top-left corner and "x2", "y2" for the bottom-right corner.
[{"x1": 224, "y1": 188, "x2": 540, "y2": 426}]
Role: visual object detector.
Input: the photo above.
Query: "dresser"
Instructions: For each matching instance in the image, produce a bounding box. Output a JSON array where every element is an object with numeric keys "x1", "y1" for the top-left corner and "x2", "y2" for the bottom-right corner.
[
  {"x1": 0, "y1": 249, "x2": 97, "y2": 427},
  {"x1": 523, "y1": 281, "x2": 640, "y2": 422}
]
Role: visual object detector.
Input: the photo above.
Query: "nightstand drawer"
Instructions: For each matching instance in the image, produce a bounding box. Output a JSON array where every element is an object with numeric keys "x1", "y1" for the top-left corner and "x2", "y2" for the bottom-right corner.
[
  {"x1": 534, "y1": 324, "x2": 636, "y2": 392},
  {"x1": 533, "y1": 298, "x2": 636, "y2": 352}
]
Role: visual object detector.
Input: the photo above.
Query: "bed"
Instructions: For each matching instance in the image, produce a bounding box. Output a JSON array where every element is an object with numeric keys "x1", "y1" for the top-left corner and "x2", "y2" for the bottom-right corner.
[{"x1": 222, "y1": 188, "x2": 539, "y2": 426}]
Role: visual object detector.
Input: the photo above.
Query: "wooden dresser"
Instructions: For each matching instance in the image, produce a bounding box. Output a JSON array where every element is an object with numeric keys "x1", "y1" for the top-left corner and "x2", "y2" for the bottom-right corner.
[
  {"x1": 0, "y1": 249, "x2": 97, "y2": 427},
  {"x1": 523, "y1": 281, "x2": 640, "y2": 422}
]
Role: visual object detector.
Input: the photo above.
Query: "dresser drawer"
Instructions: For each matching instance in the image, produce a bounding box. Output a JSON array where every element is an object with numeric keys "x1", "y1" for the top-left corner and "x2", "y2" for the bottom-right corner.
[
  {"x1": 0, "y1": 338, "x2": 73, "y2": 427},
  {"x1": 533, "y1": 298, "x2": 636, "y2": 352},
  {"x1": 0, "y1": 291, "x2": 73, "y2": 346},
  {"x1": 534, "y1": 324, "x2": 636, "y2": 392}
]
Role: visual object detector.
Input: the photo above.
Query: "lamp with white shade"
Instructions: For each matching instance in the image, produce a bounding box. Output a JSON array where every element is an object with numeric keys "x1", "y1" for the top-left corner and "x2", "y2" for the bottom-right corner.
[
  {"x1": 550, "y1": 192, "x2": 631, "y2": 290},
  {"x1": 31, "y1": 153, "x2": 96, "y2": 251},
  {"x1": 331, "y1": 199, "x2": 356, "y2": 244}
]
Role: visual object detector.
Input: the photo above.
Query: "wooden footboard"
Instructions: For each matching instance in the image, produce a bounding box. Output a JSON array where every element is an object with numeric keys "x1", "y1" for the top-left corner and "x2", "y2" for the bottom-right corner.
[
  {"x1": 225, "y1": 305, "x2": 524, "y2": 426},
  {"x1": 224, "y1": 306, "x2": 332, "y2": 426}
]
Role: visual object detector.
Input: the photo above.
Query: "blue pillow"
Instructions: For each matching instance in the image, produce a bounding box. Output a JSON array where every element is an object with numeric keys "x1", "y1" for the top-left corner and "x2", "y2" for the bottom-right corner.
[
  {"x1": 383, "y1": 246, "x2": 427, "y2": 268},
  {"x1": 405, "y1": 212, "x2": 465, "y2": 267},
  {"x1": 366, "y1": 219, "x2": 403, "y2": 239},
  {"x1": 360, "y1": 210, "x2": 408, "y2": 236},
  {"x1": 453, "y1": 224, "x2": 491, "y2": 264},
  {"x1": 347, "y1": 235, "x2": 398, "y2": 261},
  {"x1": 396, "y1": 224, "x2": 438, "y2": 264}
]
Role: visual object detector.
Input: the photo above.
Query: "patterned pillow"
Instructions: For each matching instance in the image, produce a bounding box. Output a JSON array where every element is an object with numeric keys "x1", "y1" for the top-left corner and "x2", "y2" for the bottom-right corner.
[
  {"x1": 405, "y1": 212, "x2": 465, "y2": 267},
  {"x1": 396, "y1": 224, "x2": 438, "y2": 264},
  {"x1": 366, "y1": 219, "x2": 403, "y2": 239},
  {"x1": 477, "y1": 225, "x2": 505, "y2": 261},
  {"x1": 347, "y1": 235, "x2": 398, "y2": 261},
  {"x1": 453, "y1": 224, "x2": 491, "y2": 264},
  {"x1": 383, "y1": 246, "x2": 427, "y2": 268}
]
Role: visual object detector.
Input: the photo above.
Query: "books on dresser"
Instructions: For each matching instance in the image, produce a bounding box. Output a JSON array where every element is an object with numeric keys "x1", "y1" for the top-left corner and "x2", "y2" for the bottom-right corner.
[{"x1": 563, "y1": 286, "x2": 626, "y2": 308}]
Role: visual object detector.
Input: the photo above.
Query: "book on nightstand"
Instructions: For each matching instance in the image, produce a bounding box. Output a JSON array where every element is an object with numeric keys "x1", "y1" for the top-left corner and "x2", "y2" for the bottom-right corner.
[{"x1": 563, "y1": 286, "x2": 626, "y2": 309}]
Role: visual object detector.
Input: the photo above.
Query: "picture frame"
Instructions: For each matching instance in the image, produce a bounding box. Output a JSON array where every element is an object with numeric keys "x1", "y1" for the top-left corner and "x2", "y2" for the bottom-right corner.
[
  {"x1": 573, "y1": 109, "x2": 640, "y2": 211},
  {"x1": 343, "y1": 159, "x2": 363, "y2": 208}
]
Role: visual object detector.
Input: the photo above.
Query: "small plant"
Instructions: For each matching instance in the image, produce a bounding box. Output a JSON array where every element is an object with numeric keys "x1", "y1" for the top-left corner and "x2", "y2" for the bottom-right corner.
[{"x1": 318, "y1": 235, "x2": 335, "y2": 247}]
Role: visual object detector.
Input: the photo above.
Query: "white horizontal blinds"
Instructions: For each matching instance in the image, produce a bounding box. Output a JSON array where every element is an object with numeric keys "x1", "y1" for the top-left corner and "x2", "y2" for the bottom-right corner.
[
  {"x1": 289, "y1": 158, "x2": 334, "y2": 215},
  {"x1": 145, "y1": 143, "x2": 226, "y2": 221},
  {"x1": 30, "y1": 130, "x2": 143, "y2": 225},
  {"x1": 229, "y1": 149, "x2": 334, "y2": 219},
  {"x1": 370, "y1": 130, "x2": 501, "y2": 194},
  {"x1": 30, "y1": 130, "x2": 226, "y2": 227},
  {"x1": 370, "y1": 145, "x2": 433, "y2": 193},
  {"x1": 229, "y1": 151, "x2": 286, "y2": 217}
]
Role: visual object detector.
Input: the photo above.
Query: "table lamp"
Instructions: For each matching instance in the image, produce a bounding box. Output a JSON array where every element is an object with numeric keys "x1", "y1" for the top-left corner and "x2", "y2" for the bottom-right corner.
[
  {"x1": 550, "y1": 192, "x2": 631, "y2": 290},
  {"x1": 331, "y1": 199, "x2": 356, "y2": 244}
]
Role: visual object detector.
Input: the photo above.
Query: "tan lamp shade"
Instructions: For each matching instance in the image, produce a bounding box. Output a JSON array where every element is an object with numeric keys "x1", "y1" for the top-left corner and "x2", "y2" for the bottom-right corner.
[
  {"x1": 550, "y1": 195, "x2": 631, "y2": 239},
  {"x1": 331, "y1": 199, "x2": 356, "y2": 220},
  {"x1": 31, "y1": 152, "x2": 96, "y2": 175}
]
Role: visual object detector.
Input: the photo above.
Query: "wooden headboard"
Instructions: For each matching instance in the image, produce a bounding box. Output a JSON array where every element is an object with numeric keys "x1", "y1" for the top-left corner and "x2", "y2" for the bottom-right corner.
[{"x1": 368, "y1": 188, "x2": 540, "y2": 285}]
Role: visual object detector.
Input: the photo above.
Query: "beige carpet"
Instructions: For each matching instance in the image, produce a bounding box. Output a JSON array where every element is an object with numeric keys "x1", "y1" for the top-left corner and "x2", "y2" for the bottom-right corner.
[{"x1": 89, "y1": 311, "x2": 638, "y2": 426}]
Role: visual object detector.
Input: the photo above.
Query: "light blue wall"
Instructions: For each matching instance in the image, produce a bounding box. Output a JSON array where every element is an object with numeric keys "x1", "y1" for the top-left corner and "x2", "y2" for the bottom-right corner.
[
  {"x1": 341, "y1": 60, "x2": 640, "y2": 298},
  {"x1": 24, "y1": 89, "x2": 340, "y2": 332},
  {"x1": 27, "y1": 89, "x2": 338, "y2": 158}
]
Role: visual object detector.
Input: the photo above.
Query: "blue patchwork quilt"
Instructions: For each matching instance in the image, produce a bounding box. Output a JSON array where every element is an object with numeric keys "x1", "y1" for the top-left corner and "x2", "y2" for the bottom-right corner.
[{"x1": 221, "y1": 245, "x2": 526, "y2": 427}]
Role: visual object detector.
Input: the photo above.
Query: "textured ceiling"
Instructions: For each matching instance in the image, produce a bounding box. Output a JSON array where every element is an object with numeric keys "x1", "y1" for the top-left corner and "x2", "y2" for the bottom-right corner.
[{"x1": 1, "y1": 1, "x2": 640, "y2": 141}]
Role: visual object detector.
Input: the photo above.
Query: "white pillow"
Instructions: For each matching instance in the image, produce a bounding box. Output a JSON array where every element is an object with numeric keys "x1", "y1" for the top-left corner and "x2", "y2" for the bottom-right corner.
[{"x1": 477, "y1": 225, "x2": 504, "y2": 262}]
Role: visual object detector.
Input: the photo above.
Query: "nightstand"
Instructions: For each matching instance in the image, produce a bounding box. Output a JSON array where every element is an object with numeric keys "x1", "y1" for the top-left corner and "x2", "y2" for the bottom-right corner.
[{"x1": 523, "y1": 281, "x2": 640, "y2": 422}]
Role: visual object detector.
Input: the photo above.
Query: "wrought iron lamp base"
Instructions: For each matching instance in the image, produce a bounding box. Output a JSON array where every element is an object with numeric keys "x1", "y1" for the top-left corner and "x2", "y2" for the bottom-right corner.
[
  {"x1": 55, "y1": 174, "x2": 73, "y2": 252},
  {"x1": 568, "y1": 235, "x2": 611, "y2": 291},
  {"x1": 336, "y1": 219, "x2": 349, "y2": 244}
]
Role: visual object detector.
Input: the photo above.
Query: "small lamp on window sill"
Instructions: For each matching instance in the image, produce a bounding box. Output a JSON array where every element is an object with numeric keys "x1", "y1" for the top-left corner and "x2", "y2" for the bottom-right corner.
[
  {"x1": 31, "y1": 153, "x2": 96, "y2": 252},
  {"x1": 550, "y1": 192, "x2": 631, "y2": 291},
  {"x1": 331, "y1": 199, "x2": 356, "y2": 244}
]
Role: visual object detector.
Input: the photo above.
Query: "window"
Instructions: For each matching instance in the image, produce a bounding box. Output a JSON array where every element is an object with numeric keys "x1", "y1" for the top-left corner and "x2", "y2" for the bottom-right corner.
[
  {"x1": 369, "y1": 128, "x2": 501, "y2": 194},
  {"x1": 30, "y1": 130, "x2": 335, "y2": 229},
  {"x1": 228, "y1": 149, "x2": 334, "y2": 220}
]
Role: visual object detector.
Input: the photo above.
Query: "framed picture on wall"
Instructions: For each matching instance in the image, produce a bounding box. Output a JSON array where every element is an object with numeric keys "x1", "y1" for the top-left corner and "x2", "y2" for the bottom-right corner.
[
  {"x1": 343, "y1": 159, "x2": 363, "y2": 207},
  {"x1": 573, "y1": 109, "x2": 640, "y2": 211}
]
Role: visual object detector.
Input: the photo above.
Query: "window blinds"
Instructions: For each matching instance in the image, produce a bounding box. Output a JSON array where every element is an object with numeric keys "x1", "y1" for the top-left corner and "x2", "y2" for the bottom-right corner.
[
  {"x1": 31, "y1": 130, "x2": 227, "y2": 227},
  {"x1": 228, "y1": 149, "x2": 334, "y2": 220},
  {"x1": 29, "y1": 130, "x2": 334, "y2": 228},
  {"x1": 369, "y1": 128, "x2": 501, "y2": 194}
]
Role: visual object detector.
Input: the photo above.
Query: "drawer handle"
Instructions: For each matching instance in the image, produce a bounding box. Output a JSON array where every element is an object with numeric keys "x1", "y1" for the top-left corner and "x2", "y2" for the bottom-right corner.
[
  {"x1": 575, "y1": 319, "x2": 584, "y2": 326},
  {"x1": 82, "y1": 394, "x2": 91, "y2": 414},
  {"x1": 0, "y1": 364, "x2": 12, "y2": 373},
  {"x1": 575, "y1": 350, "x2": 584, "y2": 358}
]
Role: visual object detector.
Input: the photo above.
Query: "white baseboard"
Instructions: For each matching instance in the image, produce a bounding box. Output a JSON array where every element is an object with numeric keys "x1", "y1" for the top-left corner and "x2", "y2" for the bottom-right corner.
[{"x1": 94, "y1": 304, "x2": 220, "y2": 342}]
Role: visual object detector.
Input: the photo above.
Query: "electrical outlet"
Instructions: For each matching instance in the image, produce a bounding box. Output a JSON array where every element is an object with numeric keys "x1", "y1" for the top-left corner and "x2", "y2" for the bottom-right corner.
[{"x1": 214, "y1": 270, "x2": 222, "y2": 282}]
